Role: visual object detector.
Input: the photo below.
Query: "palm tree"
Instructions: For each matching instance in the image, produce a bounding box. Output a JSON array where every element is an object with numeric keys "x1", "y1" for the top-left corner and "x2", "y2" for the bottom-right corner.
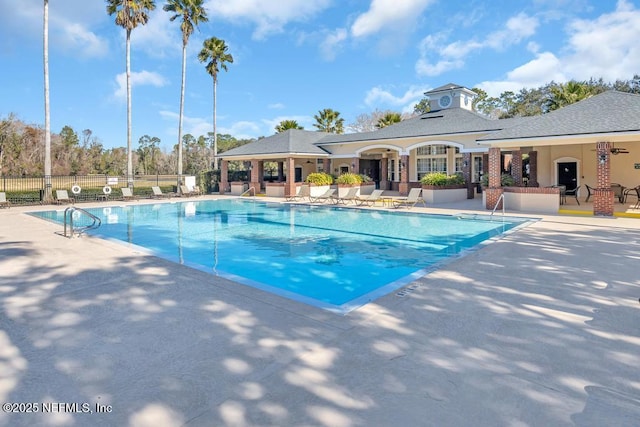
[
  {"x1": 43, "y1": 0, "x2": 51, "y2": 201},
  {"x1": 313, "y1": 108, "x2": 344, "y2": 134},
  {"x1": 376, "y1": 112, "x2": 402, "y2": 129},
  {"x1": 164, "y1": 0, "x2": 208, "y2": 190},
  {"x1": 547, "y1": 81, "x2": 592, "y2": 111},
  {"x1": 106, "y1": 0, "x2": 156, "y2": 189},
  {"x1": 275, "y1": 120, "x2": 303, "y2": 133},
  {"x1": 198, "y1": 36, "x2": 233, "y2": 170}
]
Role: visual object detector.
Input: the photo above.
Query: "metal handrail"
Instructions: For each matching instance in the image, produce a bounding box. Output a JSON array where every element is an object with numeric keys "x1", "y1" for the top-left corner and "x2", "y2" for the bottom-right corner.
[
  {"x1": 240, "y1": 186, "x2": 256, "y2": 197},
  {"x1": 63, "y1": 206, "x2": 101, "y2": 238},
  {"x1": 490, "y1": 193, "x2": 505, "y2": 220}
]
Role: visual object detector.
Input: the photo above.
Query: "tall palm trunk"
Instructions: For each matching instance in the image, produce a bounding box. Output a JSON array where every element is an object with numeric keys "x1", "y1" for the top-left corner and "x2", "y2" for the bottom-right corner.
[
  {"x1": 43, "y1": 0, "x2": 52, "y2": 201},
  {"x1": 213, "y1": 76, "x2": 217, "y2": 170},
  {"x1": 177, "y1": 43, "x2": 186, "y2": 184},
  {"x1": 126, "y1": 29, "x2": 133, "y2": 188}
]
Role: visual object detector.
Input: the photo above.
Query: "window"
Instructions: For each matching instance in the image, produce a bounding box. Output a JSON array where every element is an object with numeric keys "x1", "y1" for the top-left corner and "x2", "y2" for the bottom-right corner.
[
  {"x1": 416, "y1": 144, "x2": 447, "y2": 179},
  {"x1": 316, "y1": 159, "x2": 324, "y2": 173},
  {"x1": 389, "y1": 159, "x2": 396, "y2": 181}
]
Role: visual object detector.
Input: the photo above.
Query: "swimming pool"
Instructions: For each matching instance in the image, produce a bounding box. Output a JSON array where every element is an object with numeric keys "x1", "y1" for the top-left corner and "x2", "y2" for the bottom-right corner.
[{"x1": 31, "y1": 200, "x2": 533, "y2": 313}]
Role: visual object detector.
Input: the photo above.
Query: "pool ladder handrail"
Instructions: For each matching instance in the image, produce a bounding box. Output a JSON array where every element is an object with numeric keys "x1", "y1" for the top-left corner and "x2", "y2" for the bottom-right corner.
[
  {"x1": 63, "y1": 206, "x2": 101, "y2": 238},
  {"x1": 240, "y1": 186, "x2": 256, "y2": 198},
  {"x1": 490, "y1": 193, "x2": 505, "y2": 221}
]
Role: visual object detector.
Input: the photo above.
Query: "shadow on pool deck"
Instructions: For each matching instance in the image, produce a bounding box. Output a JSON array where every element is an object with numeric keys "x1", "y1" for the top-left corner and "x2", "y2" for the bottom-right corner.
[{"x1": 1, "y1": 201, "x2": 639, "y2": 426}]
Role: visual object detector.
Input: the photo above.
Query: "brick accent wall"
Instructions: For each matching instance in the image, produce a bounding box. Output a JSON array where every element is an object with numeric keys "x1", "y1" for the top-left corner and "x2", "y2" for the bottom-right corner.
[
  {"x1": 511, "y1": 150, "x2": 522, "y2": 186},
  {"x1": 594, "y1": 141, "x2": 613, "y2": 216},
  {"x1": 488, "y1": 147, "x2": 501, "y2": 188},
  {"x1": 485, "y1": 187, "x2": 504, "y2": 210},
  {"x1": 285, "y1": 157, "x2": 296, "y2": 197},
  {"x1": 462, "y1": 152, "x2": 474, "y2": 199},
  {"x1": 528, "y1": 151, "x2": 539, "y2": 187},
  {"x1": 399, "y1": 154, "x2": 409, "y2": 195},
  {"x1": 250, "y1": 159, "x2": 260, "y2": 193}
]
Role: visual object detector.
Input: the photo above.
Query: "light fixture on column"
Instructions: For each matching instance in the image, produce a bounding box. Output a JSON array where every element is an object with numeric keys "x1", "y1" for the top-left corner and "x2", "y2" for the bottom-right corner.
[
  {"x1": 598, "y1": 153, "x2": 607, "y2": 165},
  {"x1": 463, "y1": 160, "x2": 469, "y2": 168}
]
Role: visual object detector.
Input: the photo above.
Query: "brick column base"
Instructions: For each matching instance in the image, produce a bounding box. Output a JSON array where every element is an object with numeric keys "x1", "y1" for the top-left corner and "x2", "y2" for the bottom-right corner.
[
  {"x1": 399, "y1": 182, "x2": 409, "y2": 196},
  {"x1": 485, "y1": 187, "x2": 504, "y2": 210},
  {"x1": 593, "y1": 188, "x2": 614, "y2": 216}
]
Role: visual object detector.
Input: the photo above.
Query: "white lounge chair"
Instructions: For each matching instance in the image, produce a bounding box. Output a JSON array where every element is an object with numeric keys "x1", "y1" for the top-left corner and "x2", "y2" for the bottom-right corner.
[
  {"x1": 309, "y1": 188, "x2": 336, "y2": 204},
  {"x1": 151, "y1": 186, "x2": 171, "y2": 198},
  {"x1": 285, "y1": 184, "x2": 310, "y2": 202},
  {"x1": 392, "y1": 188, "x2": 425, "y2": 209},
  {"x1": 0, "y1": 192, "x2": 11, "y2": 208},
  {"x1": 55, "y1": 190, "x2": 75, "y2": 204},
  {"x1": 120, "y1": 187, "x2": 138, "y2": 201},
  {"x1": 356, "y1": 189, "x2": 384, "y2": 207},
  {"x1": 333, "y1": 187, "x2": 360, "y2": 205}
]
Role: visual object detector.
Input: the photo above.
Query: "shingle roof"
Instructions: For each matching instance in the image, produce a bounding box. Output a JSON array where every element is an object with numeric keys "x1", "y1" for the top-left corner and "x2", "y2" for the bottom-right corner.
[
  {"x1": 479, "y1": 90, "x2": 640, "y2": 141},
  {"x1": 219, "y1": 129, "x2": 330, "y2": 157},
  {"x1": 317, "y1": 108, "x2": 514, "y2": 145}
]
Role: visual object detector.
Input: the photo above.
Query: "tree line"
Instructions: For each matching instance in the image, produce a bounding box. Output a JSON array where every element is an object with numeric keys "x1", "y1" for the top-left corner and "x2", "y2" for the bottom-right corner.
[{"x1": 4, "y1": 72, "x2": 639, "y2": 177}]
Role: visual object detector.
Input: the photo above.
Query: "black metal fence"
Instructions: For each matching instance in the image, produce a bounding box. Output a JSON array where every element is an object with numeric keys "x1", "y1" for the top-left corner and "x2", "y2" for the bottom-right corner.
[{"x1": 0, "y1": 174, "x2": 183, "y2": 206}]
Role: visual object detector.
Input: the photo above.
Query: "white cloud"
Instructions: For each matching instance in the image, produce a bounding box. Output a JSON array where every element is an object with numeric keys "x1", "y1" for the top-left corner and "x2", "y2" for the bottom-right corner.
[
  {"x1": 319, "y1": 28, "x2": 348, "y2": 61},
  {"x1": 478, "y1": 0, "x2": 640, "y2": 96},
  {"x1": 562, "y1": 0, "x2": 640, "y2": 81},
  {"x1": 60, "y1": 23, "x2": 108, "y2": 58},
  {"x1": 114, "y1": 71, "x2": 168, "y2": 100},
  {"x1": 478, "y1": 52, "x2": 566, "y2": 96},
  {"x1": 205, "y1": 0, "x2": 332, "y2": 40},
  {"x1": 129, "y1": 8, "x2": 177, "y2": 58},
  {"x1": 363, "y1": 86, "x2": 430, "y2": 113},
  {"x1": 351, "y1": 0, "x2": 434, "y2": 38},
  {"x1": 415, "y1": 12, "x2": 539, "y2": 77},
  {"x1": 268, "y1": 103, "x2": 286, "y2": 110}
]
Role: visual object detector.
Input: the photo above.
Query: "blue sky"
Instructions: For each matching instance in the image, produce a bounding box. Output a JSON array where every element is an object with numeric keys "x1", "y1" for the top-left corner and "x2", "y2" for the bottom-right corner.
[{"x1": 1, "y1": 0, "x2": 639, "y2": 151}]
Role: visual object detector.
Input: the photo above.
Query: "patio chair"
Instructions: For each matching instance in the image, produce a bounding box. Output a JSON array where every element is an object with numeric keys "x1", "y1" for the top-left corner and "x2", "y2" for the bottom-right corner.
[
  {"x1": 333, "y1": 187, "x2": 360, "y2": 205},
  {"x1": 120, "y1": 187, "x2": 138, "y2": 201},
  {"x1": 356, "y1": 189, "x2": 384, "y2": 207},
  {"x1": 622, "y1": 185, "x2": 640, "y2": 204},
  {"x1": 55, "y1": 189, "x2": 75, "y2": 204},
  {"x1": 151, "y1": 186, "x2": 171, "y2": 199},
  {"x1": 392, "y1": 188, "x2": 426, "y2": 209},
  {"x1": 564, "y1": 185, "x2": 580, "y2": 205},
  {"x1": 309, "y1": 188, "x2": 336, "y2": 204},
  {"x1": 0, "y1": 192, "x2": 11, "y2": 208},
  {"x1": 585, "y1": 184, "x2": 594, "y2": 202}
]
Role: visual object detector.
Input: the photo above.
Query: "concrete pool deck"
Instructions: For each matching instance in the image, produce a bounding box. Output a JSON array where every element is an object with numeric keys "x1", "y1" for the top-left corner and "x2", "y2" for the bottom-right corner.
[{"x1": 1, "y1": 196, "x2": 639, "y2": 426}]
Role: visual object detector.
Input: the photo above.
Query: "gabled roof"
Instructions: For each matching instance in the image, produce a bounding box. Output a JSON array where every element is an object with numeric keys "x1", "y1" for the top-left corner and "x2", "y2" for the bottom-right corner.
[
  {"x1": 219, "y1": 129, "x2": 330, "y2": 158},
  {"x1": 317, "y1": 108, "x2": 519, "y2": 145},
  {"x1": 479, "y1": 90, "x2": 640, "y2": 142}
]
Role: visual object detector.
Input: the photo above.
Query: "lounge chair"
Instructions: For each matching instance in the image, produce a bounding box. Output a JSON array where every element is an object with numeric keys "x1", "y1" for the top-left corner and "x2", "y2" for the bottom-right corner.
[
  {"x1": 180, "y1": 185, "x2": 199, "y2": 197},
  {"x1": 285, "y1": 185, "x2": 309, "y2": 202},
  {"x1": 151, "y1": 186, "x2": 171, "y2": 199},
  {"x1": 356, "y1": 189, "x2": 384, "y2": 207},
  {"x1": 0, "y1": 192, "x2": 11, "y2": 208},
  {"x1": 309, "y1": 188, "x2": 336, "y2": 204},
  {"x1": 333, "y1": 187, "x2": 360, "y2": 205},
  {"x1": 55, "y1": 189, "x2": 75, "y2": 204},
  {"x1": 392, "y1": 188, "x2": 425, "y2": 209},
  {"x1": 120, "y1": 187, "x2": 138, "y2": 201}
]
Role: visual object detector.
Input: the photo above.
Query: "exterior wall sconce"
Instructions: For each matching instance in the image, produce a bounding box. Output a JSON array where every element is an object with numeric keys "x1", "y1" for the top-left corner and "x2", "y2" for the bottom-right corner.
[
  {"x1": 598, "y1": 153, "x2": 607, "y2": 165},
  {"x1": 463, "y1": 160, "x2": 469, "y2": 168}
]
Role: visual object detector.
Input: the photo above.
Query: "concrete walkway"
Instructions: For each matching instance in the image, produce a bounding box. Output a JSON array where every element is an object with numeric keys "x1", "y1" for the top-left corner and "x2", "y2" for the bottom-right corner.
[{"x1": 1, "y1": 197, "x2": 639, "y2": 426}]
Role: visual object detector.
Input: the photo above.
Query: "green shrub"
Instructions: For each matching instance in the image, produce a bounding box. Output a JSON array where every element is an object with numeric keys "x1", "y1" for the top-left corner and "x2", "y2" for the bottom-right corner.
[
  {"x1": 480, "y1": 173, "x2": 515, "y2": 186},
  {"x1": 420, "y1": 172, "x2": 466, "y2": 186},
  {"x1": 335, "y1": 173, "x2": 362, "y2": 185},
  {"x1": 359, "y1": 174, "x2": 373, "y2": 183},
  {"x1": 305, "y1": 172, "x2": 333, "y2": 185}
]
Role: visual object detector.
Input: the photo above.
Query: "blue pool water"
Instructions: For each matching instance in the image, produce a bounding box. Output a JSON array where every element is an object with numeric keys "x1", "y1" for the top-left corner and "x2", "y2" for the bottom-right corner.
[{"x1": 30, "y1": 200, "x2": 533, "y2": 313}]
